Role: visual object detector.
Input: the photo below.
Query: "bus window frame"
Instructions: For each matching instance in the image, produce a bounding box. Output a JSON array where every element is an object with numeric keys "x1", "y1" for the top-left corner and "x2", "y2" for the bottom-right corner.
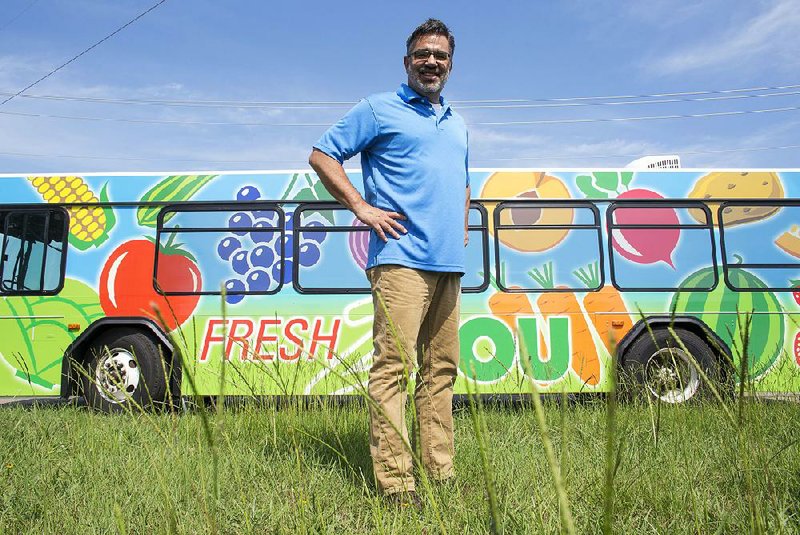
[
  {"x1": 293, "y1": 201, "x2": 490, "y2": 295},
  {"x1": 718, "y1": 199, "x2": 800, "y2": 292},
  {"x1": 493, "y1": 200, "x2": 603, "y2": 293},
  {"x1": 154, "y1": 202, "x2": 286, "y2": 297},
  {"x1": 607, "y1": 200, "x2": 717, "y2": 293},
  {"x1": 0, "y1": 206, "x2": 69, "y2": 296}
]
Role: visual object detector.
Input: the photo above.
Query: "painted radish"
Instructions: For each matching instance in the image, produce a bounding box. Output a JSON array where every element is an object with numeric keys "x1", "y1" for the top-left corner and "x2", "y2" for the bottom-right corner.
[
  {"x1": 348, "y1": 218, "x2": 369, "y2": 269},
  {"x1": 612, "y1": 189, "x2": 680, "y2": 267},
  {"x1": 575, "y1": 172, "x2": 681, "y2": 268}
]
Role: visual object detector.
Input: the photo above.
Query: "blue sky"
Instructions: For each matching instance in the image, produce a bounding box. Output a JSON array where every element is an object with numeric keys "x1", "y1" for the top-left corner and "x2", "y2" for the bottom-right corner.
[{"x1": 0, "y1": 0, "x2": 798, "y2": 173}]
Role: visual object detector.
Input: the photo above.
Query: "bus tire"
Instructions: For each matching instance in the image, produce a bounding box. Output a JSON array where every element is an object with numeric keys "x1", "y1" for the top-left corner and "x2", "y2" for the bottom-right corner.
[
  {"x1": 620, "y1": 327, "x2": 719, "y2": 404},
  {"x1": 82, "y1": 328, "x2": 169, "y2": 412}
]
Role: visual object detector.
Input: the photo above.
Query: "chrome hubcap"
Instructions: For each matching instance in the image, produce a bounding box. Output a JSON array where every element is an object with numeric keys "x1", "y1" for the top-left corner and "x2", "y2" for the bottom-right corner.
[
  {"x1": 644, "y1": 347, "x2": 700, "y2": 403},
  {"x1": 94, "y1": 349, "x2": 140, "y2": 404}
]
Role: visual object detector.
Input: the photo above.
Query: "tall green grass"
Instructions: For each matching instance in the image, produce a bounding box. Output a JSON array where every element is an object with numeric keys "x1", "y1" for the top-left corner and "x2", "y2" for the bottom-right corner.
[
  {"x1": 4, "y1": 306, "x2": 800, "y2": 533},
  {"x1": 3, "y1": 397, "x2": 799, "y2": 533}
]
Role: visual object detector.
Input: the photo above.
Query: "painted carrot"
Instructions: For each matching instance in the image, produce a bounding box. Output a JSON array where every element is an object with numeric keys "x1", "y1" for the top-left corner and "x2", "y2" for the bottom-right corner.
[
  {"x1": 482, "y1": 263, "x2": 534, "y2": 332},
  {"x1": 573, "y1": 262, "x2": 633, "y2": 358},
  {"x1": 529, "y1": 262, "x2": 601, "y2": 386}
]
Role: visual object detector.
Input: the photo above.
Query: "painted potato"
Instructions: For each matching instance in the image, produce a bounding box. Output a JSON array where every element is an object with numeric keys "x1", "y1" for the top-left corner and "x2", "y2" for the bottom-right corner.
[
  {"x1": 480, "y1": 171, "x2": 573, "y2": 252},
  {"x1": 688, "y1": 171, "x2": 784, "y2": 226}
]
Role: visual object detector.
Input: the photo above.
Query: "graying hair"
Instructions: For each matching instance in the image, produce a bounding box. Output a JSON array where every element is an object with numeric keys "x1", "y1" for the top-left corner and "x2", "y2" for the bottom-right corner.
[{"x1": 406, "y1": 18, "x2": 455, "y2": 56}]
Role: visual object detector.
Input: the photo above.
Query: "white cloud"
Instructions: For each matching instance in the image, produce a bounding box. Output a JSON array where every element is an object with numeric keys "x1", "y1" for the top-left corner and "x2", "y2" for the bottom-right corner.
[
  {"x1": 468, "y1": 128, "x2": 665, "y2": 167},
  {"x1": 650, "y1": 0, "x2": 800, "y2": 75},
  {"x1": 468, "y1": 127, "x2": 547, "y2": 150},
  {"x1": 0, "y1": 63, "x2": 339, "y2": 173},
  {"x1": 0, "y1": 54, "x2": 53, "y2": 89},
  {"x1": 620, "y1": 0, "x2": 714, "y2": 27}
]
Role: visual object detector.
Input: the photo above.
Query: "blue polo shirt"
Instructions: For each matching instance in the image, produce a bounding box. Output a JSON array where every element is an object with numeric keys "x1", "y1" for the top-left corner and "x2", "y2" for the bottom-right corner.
[{"x1": 314, "y1": 84, "x2": 469, "y2": 273}]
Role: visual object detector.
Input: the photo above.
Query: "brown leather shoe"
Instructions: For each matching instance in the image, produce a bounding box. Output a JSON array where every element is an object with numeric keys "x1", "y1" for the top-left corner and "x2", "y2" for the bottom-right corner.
[{"x1": 386, "y1": 490, "x2": 422, "y2": 509}]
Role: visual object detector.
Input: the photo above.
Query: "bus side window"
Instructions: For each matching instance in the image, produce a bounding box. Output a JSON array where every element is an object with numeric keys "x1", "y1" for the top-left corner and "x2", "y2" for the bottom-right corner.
[
  {"x1": 155, "y1": 204, "x2": 285, "y2": 297},
  {"x1": 493, "y1": 202, "x2": 603, "y2": 292},
  {"x1": 0, "y1": 208, "x2": 67, "y2": 294},
  {"x1": 293, "y1": 202, "x2": 489, "y2": 294},
  {"x1": 607, "y1": 202, "x2": 717, "y2": 292},
  {"x1": 719, "y1": 200, "x2": 800, "y2": 290}
]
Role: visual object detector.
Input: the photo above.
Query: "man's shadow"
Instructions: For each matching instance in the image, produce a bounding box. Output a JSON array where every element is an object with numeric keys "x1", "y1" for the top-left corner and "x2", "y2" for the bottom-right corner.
[{"x1": 289, "y1": 412, "x2": 375, "y2": 493}]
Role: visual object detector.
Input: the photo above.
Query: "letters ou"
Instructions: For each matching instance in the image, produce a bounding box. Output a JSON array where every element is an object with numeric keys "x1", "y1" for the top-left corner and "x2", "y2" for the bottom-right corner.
[{"x1": 458, "y1": 316, "x2": 571, "y2": 383}]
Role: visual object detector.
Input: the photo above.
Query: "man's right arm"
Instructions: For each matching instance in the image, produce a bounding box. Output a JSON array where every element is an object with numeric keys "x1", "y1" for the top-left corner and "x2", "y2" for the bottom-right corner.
[{"x1": 308, "y1": 148, "x2": 406, "y2": 242}]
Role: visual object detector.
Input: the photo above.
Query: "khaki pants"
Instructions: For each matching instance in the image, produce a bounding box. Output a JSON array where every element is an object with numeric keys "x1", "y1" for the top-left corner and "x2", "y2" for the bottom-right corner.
[{"x1": 367, "y1": 265, "x2": 461, "y2": 495}]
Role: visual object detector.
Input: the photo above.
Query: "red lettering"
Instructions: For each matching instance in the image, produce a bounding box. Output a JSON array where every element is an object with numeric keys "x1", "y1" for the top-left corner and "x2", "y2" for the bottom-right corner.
[
  {"x1": 279, "y1": 318, "x2": 308, "y2": 361},
  {"x1": 308, "y1": 318, "x2": 341, "y2": 360},
  {"x1": 201, "y1": 316, "x2": 343, "y2": 364},
  {"x1": 226, "y1": 319, "x2": 254, "y2": 360},
  {"x1": 199, "y1": 318, "x2": 226, "y2": 362},
  {"x1": 254, "y1": 318, "x2": 280, "y2": 360}
]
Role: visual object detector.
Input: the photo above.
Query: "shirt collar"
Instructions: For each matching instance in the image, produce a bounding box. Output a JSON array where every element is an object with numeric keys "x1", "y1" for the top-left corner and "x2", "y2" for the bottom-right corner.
[{"x1": 397, "y1": 83, "x2": 451, "y2": 113}]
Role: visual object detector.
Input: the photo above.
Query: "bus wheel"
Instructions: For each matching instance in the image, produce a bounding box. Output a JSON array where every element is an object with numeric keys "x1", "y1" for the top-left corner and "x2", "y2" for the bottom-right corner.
[
  {"x1": 82, "y1": 328, "x2": 168, "y2": 412},
  {"x1": 622, "y1": 327, "x2": 717, "y2": 404}
]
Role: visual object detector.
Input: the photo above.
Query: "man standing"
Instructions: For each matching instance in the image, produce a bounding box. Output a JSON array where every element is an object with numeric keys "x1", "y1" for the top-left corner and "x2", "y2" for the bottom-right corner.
[{"x1": 309, "y1": 19, "x2": 469, "y2": 504}]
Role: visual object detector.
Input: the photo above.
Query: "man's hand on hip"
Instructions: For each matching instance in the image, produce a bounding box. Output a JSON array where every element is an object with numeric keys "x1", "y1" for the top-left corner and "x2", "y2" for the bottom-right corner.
[
  {"x1": 354, "y1": 202, "x2": 407, "y2": 242},
  {"x1": 309, "y1": 149, "x2": 406, "y2": 242}
]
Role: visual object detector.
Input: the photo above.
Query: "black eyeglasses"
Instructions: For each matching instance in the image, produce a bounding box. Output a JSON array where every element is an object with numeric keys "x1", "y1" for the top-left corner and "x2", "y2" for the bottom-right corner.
[{"x1": 409, "y1": 49, "x2": 451, "y2": 62}]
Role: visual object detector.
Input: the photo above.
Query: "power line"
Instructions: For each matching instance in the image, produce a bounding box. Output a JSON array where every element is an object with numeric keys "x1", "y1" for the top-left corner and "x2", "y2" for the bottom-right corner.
[
  {"x1": 2, "y1": 103, "x2": 799, "y2": 127},
  {"x1": 0, "y1": 0, "x2": 168, "y2": 107},
  {"x1": 0, "y1": 108, "x2": 332, "y2": 126},
  {"x1": 1, "y1": 143, "x2": 799, "y2": 164},
  {"x1": 0, "y1": 87, "x2": 798, "y2": 111},
  {"x1": 0, "y1": 0, "x2": 39, "y2": 33},
  {"x1": 1, "y1": 82, "x2": 799, "y2": 109},
  {"x1": 459, "y1": 90, "x2": 800, "y2": 110},
  {"x1": 0, "y1": 150, "x2": 303, "y2": 163},
  {"x1": 472, "y1": 144, "x2": 800, "y2": 162},
  {"x1": 472, "y1": 106, "x2": 800, "y2": 126}
]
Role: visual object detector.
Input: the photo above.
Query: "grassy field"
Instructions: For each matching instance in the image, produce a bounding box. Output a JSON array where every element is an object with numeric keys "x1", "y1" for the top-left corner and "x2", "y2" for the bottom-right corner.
[{"x1": 2, "y1": 394, "x2": 799, "y2": 534}]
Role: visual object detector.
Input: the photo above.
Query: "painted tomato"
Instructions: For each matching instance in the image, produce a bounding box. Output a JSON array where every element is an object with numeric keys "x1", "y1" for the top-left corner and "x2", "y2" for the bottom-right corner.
[
  {"x1": 795, "y1": 332, "x2": 800, "y2": 367},
  {"x1": 99, "y1": 239, "x2": 201, "y2": 331},
  {"x1": 790, "y1": 280, "x2": 800, "y2": 306}
]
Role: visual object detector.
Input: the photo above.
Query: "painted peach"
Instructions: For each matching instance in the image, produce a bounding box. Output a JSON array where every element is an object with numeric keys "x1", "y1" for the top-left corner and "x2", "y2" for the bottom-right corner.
[{"x1": 480, "y1": 171, "x2": 573, "y2": 252}]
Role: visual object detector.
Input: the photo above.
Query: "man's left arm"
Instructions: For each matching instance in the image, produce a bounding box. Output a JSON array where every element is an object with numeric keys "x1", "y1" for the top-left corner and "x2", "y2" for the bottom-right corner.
[{"x1": 464, "y1": 184, "x2": 471, "y2": 247}]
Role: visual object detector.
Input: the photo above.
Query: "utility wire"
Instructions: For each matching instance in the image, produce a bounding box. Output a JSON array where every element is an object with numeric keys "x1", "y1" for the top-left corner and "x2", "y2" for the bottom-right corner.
[
  {"x1": 471, "y1": 144, "x2": 800, "y2": 162},
  {"x1": 472, "y1": 106, "x2": 800, "y2": 126},
  {"x1": 2, "y1": 103, "x2": 799, "y2": 127},
  {"x1": 1, "y1": 87, "x2": 798, "y2": 111},
  {"x1": 0, "y1": 0, "x2": 168, "y2": 107},
  {"x1": 2, "y1": 144, "x2": 799, "y2": 164},
  {"x1": 1, "y1": 83, "x2": 799, "y2": 109},
  {"x1": 0, "y1": 0, "x2": 39, "y2": 32},
  {"x1": 459, "y1": 90, "x2": 800, "y2": 110}
]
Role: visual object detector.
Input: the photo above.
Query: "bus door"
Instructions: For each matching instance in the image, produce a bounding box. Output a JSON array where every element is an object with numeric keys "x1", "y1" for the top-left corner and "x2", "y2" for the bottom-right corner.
[{"x1": 0, "y1": 207, "x2": 69, "y2": 394}]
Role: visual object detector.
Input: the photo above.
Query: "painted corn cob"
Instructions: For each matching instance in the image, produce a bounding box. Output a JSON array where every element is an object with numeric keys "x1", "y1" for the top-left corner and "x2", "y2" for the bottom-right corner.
[{"x1": 27, "y1": 175, "x2": 116, "y2": 250}]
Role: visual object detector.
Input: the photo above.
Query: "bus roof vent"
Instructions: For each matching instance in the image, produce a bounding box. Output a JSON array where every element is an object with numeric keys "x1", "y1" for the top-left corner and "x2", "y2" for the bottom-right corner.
[{"x1": 625, "y1": 155, "x2": 681, "y2": 169}]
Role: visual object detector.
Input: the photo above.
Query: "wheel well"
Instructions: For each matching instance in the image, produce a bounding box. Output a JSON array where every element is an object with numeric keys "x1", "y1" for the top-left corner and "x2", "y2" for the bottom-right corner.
[
  {"x1": 617, "y1": 315, "x2": 732, "y2": 369},
  {"x1": 60, "y1": 318, "x2": 177, "y2": 398}
]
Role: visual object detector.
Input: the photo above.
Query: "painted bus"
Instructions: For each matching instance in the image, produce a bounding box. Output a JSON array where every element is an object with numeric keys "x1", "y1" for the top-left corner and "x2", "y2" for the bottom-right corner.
[{"x1": 1, "y1": 169, "x2": 799, "y2": 410}]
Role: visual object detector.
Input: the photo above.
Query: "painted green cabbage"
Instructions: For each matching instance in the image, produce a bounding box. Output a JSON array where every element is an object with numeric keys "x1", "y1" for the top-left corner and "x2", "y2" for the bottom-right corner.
[{"x1": 0, "y1": 279, "x2": 103, "y2": 394}]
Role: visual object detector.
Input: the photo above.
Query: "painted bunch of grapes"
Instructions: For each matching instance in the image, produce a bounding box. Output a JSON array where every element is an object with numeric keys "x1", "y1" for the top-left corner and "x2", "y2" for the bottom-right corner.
[{"x1": 217, "y1": 185, "x2": 327, "y2": 304}]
